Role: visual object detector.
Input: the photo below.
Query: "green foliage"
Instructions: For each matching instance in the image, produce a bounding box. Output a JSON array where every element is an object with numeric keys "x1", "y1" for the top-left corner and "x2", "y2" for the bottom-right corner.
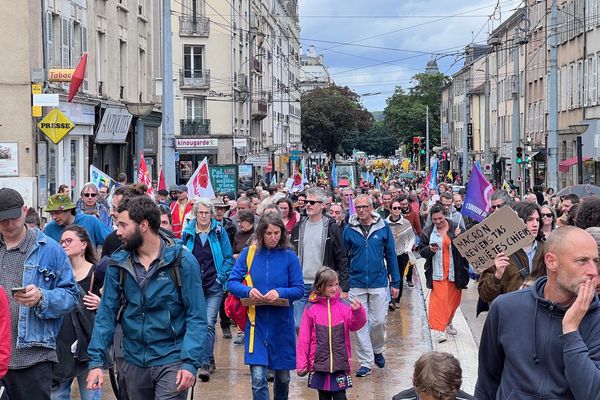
[
  {"x1": 342, "y1": 121, "x2": 398, "y2": 156},
  {"x1": 301, "y1": 85, "x2": 373, "y2": 155},
  {"x1": 383, "y1": 72, "x2": 450, "y2": 147}
]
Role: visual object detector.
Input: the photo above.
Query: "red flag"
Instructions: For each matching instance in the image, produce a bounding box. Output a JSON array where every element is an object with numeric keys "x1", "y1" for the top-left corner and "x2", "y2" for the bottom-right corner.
[
  {"x1": 137, "y1": 151, "x2": 154, "y2": 196},
  {"x1": 158, "y1": 168, "x2": 166, "y2": 191},
  {"x1": 68, "y1": 53, "x2": 88, "y2": 102}
]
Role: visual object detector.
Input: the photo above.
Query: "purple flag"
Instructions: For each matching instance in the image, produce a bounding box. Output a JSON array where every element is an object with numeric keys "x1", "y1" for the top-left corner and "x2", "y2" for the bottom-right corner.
[{"x1": 461, "y1": 163, "x2": 493, "y2": 222}]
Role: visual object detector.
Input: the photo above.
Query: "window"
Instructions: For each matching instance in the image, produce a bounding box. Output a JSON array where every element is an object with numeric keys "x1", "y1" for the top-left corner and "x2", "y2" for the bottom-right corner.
[
  {"x1": 46, "y1": 13, "x2": 56, "y2": 67},
  {"x1": 183, "y1": 45, "x2": 203, "y2": 77},
  {"x1": 186, "y1": 97, "x2": 205, "y2": 119},
  {"x1": 96, "y1": 31, "x2": 106, "y2": 93},
  {"x1": 119, "y1": 40, "x2": 127, "y2": 99}
]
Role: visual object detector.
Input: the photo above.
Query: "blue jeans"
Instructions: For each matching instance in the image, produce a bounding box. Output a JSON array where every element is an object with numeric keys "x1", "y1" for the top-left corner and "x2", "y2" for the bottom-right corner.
[
  {"x1": 203, "y1": 279, "x2": 224, "y2": 366},
  {"x1": 250, "y1": 365, "x2": 290, "y2": 400},
  {"x1": 293, "y1": 283, "x2": 313, "y2": 329},
  {"x1": 51, "y1": 370, "x2": 102, "y2": 400}
]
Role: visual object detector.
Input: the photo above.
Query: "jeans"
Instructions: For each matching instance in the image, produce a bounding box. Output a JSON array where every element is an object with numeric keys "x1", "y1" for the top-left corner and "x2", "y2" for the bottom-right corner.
[
  {"x1": 293, "y1": 283, "x2": 313, "y2": 330},
  {"x1": 203, "y1": 279, "x2": 225, "y2": 366},
  {"x1": 51, "y1": 370, "x2": 102, "y2": 400},
  {"x1": 250, "y1": 365, "x2": 290, "y2": 400}
]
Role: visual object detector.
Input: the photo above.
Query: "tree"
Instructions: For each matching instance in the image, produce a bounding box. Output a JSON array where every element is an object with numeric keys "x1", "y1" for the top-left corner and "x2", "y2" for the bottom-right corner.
[
  {"x1": 342, "y1": 121, "x2": 398, "y2": 156},
  {"x1": 384, "y1": 72, "x2": 450, "y2": 147},
  {"x1": 301, "y1": 85, "x2": 373, "y2": 156}
]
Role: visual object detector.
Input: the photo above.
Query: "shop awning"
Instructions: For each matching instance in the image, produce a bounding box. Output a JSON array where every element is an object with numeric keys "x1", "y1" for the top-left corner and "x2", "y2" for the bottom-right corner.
[{"x1": 559, "y1": 155, "x2": 592, "y2": 172}]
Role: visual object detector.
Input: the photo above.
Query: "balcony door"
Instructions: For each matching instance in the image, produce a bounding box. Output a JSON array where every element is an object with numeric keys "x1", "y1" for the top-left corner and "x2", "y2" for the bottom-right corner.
[{"x1": 183, "y1": 45, "x2": 204, "y2": 84}]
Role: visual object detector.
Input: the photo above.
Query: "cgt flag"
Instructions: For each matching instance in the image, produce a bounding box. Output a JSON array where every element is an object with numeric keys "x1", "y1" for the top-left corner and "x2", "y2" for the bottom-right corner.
[
  {"x1": 187, "y1": 157, "x2": 215, "y2": 199},
  {"x1": 461, "y1": 163, "x2": 493, "y2": 222},
  {"x1": 137, "y1": 152, "x2": 154, "y2": 197}
]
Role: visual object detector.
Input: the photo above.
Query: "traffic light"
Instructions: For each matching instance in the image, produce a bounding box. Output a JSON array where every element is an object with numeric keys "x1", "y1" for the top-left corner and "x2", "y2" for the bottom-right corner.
[
  {"x1": 420, "y1": 143, "x2": 425, "y2": 155},
  {"x1": 412, "y1": 137, "x2": 420, "y2": 155},
  {"x1": 516, "y1": 147, "x2": 523, "y2": 164}
]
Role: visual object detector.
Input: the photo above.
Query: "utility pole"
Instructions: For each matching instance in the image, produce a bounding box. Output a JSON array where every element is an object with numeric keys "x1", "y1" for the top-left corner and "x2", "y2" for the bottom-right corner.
[
  {"x1": 547, "y1": 0, "x2": 559, "y2": 191},
  {"x1": 426, "y1": 105, "x2": 430, "y2": 171},
  {"x1": 462, "y1": 77, "x2": 469, "y2": 183},
  {"x1": 484, "y1": 53, "x2": 491, "y2": 170},
  {"x1": 511, "y1": 28, "x2": 521, "y2": 184},
  {"x1": 162, "y1": 0, "x2": 176, "y2": 185}
]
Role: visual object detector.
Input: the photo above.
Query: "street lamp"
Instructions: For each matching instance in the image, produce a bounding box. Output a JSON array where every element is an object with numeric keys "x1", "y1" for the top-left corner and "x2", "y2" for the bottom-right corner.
[
  {"x1": 569, "y1": 123, "x2": 589, "y2": 184},
  {"x1": 126, "y1": 102, "x2": 154, "y2": 181}
]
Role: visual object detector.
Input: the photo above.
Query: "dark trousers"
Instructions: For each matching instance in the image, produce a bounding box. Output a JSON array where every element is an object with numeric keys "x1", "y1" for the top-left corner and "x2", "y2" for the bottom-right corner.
[
  {"x1": 1, "y1": 361, "x2": 53, "y2": 400},
  {"x1": 318, "y1": 390, "x2": 347, "y2": 400},
  {"x1": 396, "y1": 253, "x2": 410, "y2": 301},
  {"x1": 120, "y1": 361, "x2": 187, "y2": 400},
  {"x1": 219, "y1": 291, "x2": 231, "y2": 329}
]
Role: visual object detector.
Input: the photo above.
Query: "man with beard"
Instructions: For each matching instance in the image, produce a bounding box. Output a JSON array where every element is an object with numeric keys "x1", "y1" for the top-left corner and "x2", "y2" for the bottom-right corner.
[
  {"x1": 475, "y1": 226, "x2": 600, "y2": 399},
  {"x1": 87, "y1": 196, "x2": 207, "y2": 399}
]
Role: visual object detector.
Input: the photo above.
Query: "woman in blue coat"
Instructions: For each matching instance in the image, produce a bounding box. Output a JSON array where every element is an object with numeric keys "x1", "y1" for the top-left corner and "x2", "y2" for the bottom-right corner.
[{"x1": 227, "y1": 213, "x2": 304, "y2": 400}]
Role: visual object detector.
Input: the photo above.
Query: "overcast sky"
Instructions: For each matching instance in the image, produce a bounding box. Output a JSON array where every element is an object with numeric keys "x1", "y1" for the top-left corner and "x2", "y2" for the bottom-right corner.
[{"x1": 298, "y1": 0, "x2": 524, "y2": 112}]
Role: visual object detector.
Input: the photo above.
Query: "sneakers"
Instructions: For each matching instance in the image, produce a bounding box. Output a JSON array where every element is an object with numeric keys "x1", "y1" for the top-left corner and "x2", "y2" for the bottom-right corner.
[
  {"x1": 234, "y1": 332, "x2": 244, "y2": 345},
  {"x1": 435, "y1": 331, "x2": 448, "y2": 343},
  {"x1": 407, "y1": 281, "x2": 415, "y2": 288},
  {"x1": 446, "y1": 324, "x2": 457, "y2": 336},
  {"x1": 222, "y1": 326, "x2": 232, "y2": 339},
  {"x1": 355, "y1": 366, "x2": 372, "y2": 377},
  {"x1": 374, "y1": 353, "x2": 385, "y2": 368},
  {"x1": 267, "y1": 369, "x2": 275, "y2": 382},
  {"x1": 388, "y1": 302, "x2": 395, "y2": 311},
  {"x1": 198, "y1": 366, "x2": 211, "y2": 382}
]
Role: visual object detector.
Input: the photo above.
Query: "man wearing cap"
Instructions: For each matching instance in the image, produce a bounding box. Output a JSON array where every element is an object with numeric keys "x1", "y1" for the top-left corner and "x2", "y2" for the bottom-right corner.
[
  {"x1": 0, "y1": 188, "x2": 79, "y2": 399},
  {"x1": 170, "y1": 185, "x2": 193, "y2": 239},
  {"x1": 43, "y1": 194, "x2": 112, "y2": 248}
]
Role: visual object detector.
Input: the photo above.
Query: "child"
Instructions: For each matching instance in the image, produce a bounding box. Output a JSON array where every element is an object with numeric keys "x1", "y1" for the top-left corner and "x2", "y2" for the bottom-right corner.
[{"x1": 296, "y1": 267, "x2": 367, "y2": 400}]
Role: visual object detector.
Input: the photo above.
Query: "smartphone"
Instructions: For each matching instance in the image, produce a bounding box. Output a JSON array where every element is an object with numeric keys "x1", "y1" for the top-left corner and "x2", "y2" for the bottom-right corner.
[{"x1": 11, "y1": 287, "x2": 26, "y2": 295}]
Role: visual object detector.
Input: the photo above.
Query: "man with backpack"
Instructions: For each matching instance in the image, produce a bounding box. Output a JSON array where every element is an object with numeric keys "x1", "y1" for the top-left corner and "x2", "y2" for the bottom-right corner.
[{"x1": 86, "y1": 196, "x2": 207, "y2": 399}]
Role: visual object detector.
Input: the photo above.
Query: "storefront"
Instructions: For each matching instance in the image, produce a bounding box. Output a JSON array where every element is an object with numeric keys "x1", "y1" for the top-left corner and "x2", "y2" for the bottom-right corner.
[
  {"x1": 46, "y1": 101, "x2": 95, "y2": 199},
  {"x1": 142, "y1": 111, "x2": 162, "y2": 180},
  {"x1": 175, "y1": 137, "x2": 218, "y2": 184},
  {"x1": 92, "y1": 104, "x2": 133, "y2": 181}
]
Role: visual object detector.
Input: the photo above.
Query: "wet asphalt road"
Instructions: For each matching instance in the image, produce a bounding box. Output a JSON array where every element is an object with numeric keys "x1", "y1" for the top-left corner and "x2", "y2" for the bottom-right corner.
[{"x1": 79, "y1": 274, "x2": 434, "y2": 399}]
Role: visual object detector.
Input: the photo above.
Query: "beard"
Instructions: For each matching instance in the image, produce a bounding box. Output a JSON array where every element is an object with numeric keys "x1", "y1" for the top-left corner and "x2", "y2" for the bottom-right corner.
[{"x1": 121, "y1": 225, "x2": 144, "y2": 251}]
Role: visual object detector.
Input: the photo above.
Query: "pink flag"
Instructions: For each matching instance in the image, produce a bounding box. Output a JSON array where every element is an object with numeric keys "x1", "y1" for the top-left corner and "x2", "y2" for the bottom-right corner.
[{"x1": 137, "y1": 152, "x2": 154, "y2": 197}]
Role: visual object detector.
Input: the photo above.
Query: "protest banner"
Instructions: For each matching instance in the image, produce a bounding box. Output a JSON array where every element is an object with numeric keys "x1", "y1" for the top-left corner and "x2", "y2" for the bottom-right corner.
[
  {"x1": 240, "y1": 298, "x2": 289, "y2": 307},
  {"x1": 453, "y1": 206, "x2": 534, "y2": 273}
]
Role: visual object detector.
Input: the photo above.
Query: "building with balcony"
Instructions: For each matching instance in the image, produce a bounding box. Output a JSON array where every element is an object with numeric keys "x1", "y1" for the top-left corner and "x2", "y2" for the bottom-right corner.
[{"x1": 172, "y1": 0, "x2": 301, "y2": 184}]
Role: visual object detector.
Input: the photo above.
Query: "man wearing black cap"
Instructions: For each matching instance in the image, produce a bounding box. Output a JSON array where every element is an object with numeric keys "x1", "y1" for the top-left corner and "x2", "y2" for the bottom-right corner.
[
  {"x1": 170, "y1": 185, "x2": 192, "y2": 239},
  {"x1": 0, "y1": 188, "x2": 79, "y2": 399}
]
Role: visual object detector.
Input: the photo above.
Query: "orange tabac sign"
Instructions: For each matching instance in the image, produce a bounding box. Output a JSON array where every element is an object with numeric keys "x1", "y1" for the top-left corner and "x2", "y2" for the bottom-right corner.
[{"x1": 48, "y1": 69, "x2": 75, "y2": 82}]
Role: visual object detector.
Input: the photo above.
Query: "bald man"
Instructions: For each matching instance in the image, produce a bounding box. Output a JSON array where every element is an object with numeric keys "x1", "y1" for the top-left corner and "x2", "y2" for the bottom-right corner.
[{"x1": 476, "y1": 226, "x2": 600, "y2": 399}]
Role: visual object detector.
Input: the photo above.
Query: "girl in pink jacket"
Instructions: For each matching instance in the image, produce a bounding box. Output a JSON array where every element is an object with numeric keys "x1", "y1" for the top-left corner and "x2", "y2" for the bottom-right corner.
[{"x1": 297, "y1": 268, "x2": 367, "y2": 400}]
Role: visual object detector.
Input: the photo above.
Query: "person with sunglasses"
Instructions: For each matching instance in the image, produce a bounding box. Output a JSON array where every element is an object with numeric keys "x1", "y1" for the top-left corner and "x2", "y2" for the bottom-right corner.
[
  {"x1": 478, "y1": 202, "x2": 546, "y2": 304},
  {"x1": 386, "y1": 199, "x2": 416, "y2": 309},
  {"x1": 540, "y1": 205, "x2": 557, "y2": 240},
  {"x1": 489, "y1": 189, "x2": 512, "y2": 213},
  {"x1": 290, "y1": 187, "x2": 348, "y2": 330},
  {"x1": 76, "y1": 183, "x2": 112, "y2": 229}
]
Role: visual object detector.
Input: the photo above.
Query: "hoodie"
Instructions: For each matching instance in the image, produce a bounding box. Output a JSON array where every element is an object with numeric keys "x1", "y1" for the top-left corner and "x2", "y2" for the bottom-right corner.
[
  {"x1": 475, "y1": 277, "x2": 600, "y2": 400},
  {"x1": 342, "y1": 212, "x2": 400, "y2": 289},
  {"x1": 296, "y1": 290, "x2": 366, "y2": 373}
]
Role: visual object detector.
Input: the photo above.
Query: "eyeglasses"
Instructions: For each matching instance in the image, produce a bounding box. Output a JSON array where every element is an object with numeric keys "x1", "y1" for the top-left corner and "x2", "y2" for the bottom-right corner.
[
  {"x1": 83, "y1": 193, "x2": 97, "y2": 198},
  {"x1": 355, "y1": 205, "x2": 370, "y2": 210},
  {"x1": 542, "y1": 213, "x2": 553, "y2": 218},
  {"x1": 59, "y1": 238, "x2": 74, "y2": 246},
  {"x1": 391, "y1": 206, "x2": 402, "y2": 210},
  {"x1": 306, "y1": 200, "x2": 323, "y2": 206},
  {"x1": 490, "y1": 204, "x2": 503, "y2": 210}
]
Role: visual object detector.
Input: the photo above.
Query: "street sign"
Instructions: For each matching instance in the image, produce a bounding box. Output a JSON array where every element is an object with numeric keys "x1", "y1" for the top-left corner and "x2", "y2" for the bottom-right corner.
[
  {"x1": 38, "y1": 108, "x2": 74, "y2": 144},
  {"x1": 441, "y1": 138, "x2": 448, "y2": 147},
  {"x1": 31, "y1": 84, "x2": 42, "y2": 117},
  {"x1": 244, "y1": 153, "x2": 270, "y2": 167}
]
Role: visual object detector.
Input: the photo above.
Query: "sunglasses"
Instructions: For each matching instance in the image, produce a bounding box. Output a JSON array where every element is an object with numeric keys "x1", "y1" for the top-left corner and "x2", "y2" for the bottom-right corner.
[
  {"x1": 306, "y1": 200, "x2": 323, "y2": 206},
  {"x1": 83, "y1": 193, "x2": 97, "y2": 198},
  {"x1": 542, "y1": 213, "x2": 553, "y2": 218},
  {"x1": 59, "y1": 238, "x2": 74, "y2": 246},
  {"x1": 490, "y1": 204, "x2": 503, "y2": 209},
  {"x1": 391, "y1": 206, "x2": 402, "y2": 210}
]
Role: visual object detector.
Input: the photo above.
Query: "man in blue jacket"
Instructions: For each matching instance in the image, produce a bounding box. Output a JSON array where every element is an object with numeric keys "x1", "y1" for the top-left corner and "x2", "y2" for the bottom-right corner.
[
  {"x1": 0, "y1": 188, "x2": 79, "y2": 400},
  {"x1": 343, "y1": 194, "x2": 399, "y2": 378},
  {"x1": 86, "y1": 196, "x2": 207, "y2": 399},
  {"x1": 476, "y1": 226, "x2": 600, "y2": 399}
]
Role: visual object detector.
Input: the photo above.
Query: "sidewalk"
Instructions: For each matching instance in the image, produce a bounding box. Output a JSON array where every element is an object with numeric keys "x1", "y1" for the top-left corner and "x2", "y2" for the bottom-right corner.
[{"x1": 413, "y1": 258, "x2": 480, "y2": 394}]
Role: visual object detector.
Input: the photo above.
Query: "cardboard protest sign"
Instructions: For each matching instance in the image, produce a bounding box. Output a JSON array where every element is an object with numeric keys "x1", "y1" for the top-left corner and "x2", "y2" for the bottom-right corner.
[
  {"x1": 453, "y1": 206, "x2": 534, "y2": 273},
  {"x1": 240, "y1": 298, "x2": 289, "y2": 307}
]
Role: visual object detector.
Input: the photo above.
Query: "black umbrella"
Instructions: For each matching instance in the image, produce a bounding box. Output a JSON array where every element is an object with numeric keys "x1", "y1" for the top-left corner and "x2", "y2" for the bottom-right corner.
[{"x1": 555, "y1": 184, "x2": 600, "y2": 198}]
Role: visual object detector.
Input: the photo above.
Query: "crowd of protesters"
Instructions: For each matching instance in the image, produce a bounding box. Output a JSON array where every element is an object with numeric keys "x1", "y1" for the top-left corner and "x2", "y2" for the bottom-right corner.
[{"x1": 0, "y1": 170, "x2": 599, "y2": 400}]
